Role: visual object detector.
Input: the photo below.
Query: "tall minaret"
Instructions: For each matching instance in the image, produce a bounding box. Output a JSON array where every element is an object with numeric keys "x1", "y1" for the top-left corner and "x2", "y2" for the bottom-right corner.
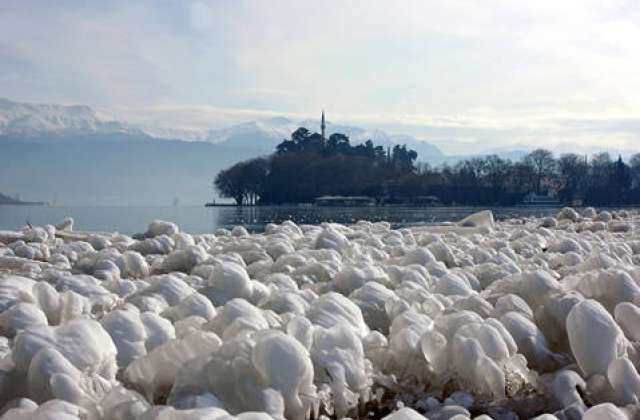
[{"x1": 321, "y1": 110, "x2": 326, "y2": 145}]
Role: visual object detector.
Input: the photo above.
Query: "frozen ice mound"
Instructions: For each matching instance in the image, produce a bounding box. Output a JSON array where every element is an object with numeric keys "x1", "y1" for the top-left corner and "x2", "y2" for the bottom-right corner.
[
  {"x1": 124, "y1": 330, "x2": 222, "y2": 401},
  {"x1": 0, "y1": 302, "x2": 48, "y2": 337},
  {"x1": 156, "y1": 245, "x2": 209, "y2": 274},
  {"x1": 449, "y1": 317, "x2": 529, "y2": 399},
  {"x1": 566, "y1": 299, "x2": 627, "y2": 377},
  {"x1": 3, "y1": 210, "x2": 640, "y2": 417},
  {"x1": 500, "y1": 311, "x2": 564, "y2": 372},
  {"x1": 457, "y1": 210, "x2": 495, "y2": 228},
  {"x1": 206, "y1": 262, "x2": 254, "y2": 305},
  {"x1": 311, "y1": 324, "x2": 369, "y2": 416},
  {"x1": 26, "y1": 347, "x2": 112, "y2": 404},
  {"x1": 100, "y1": 309, "x2": 149, "y2": 369},
  {"x1": 143, "y1": 220, "x2": 180, "y2": 238},
  {"x1": 167, "y1": 331, "x2": 315, "y2": 420},
  {"x1": 13, "y1": 319, "x2": 118, "y2": 380},
  {"x1": 0, "y1": 276, "x2": 38, "y2": 312},
  {"x1": 381, "y1": 407, "x2": 425, "y2": 420},
  {"x1": 349, "y1": 281, "x2": 396, "y2": 333},
  {"x1": 307, "y1": 292, "x2": 369, "y2": 337},
  {"x1": 251, "y1": 332, "x2": 316, "y2": 419},
  {"x1": 117, "y1": 251, "x2": 150, "y2": 279},
  {"x1": 615, "y1": 302, "x2": 640, "y2": 341},
  {"x1": 136, "y1": 406, "x2": 275, "y2": 420},
  {"x1": 1, "y1": 399, "x2": 87, "y2": 420},
  {"x1": 204, "y1": 298, "x2": 273, "y2": 339},
  {"x1": 583, "y1": 403, "x2": 629, "y2": 420},
  {"x1": 607, "y1": 357, "x2": 640, "y2": 405},
  {"x1": 161, "y1": 292, "x2": 216, "y2": 322},
  {"x1": 125, "y1": 274, "x2": 196, "y2": 313}
]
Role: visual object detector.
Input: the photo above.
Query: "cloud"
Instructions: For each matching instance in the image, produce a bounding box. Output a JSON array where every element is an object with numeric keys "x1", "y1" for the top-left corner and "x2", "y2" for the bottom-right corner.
[
  {"x1": 100, "y1": 101, "x2": 640, "y2": 157},
  {"x1": 1, "y1": 0, "x2": 640, "y2": 153}
]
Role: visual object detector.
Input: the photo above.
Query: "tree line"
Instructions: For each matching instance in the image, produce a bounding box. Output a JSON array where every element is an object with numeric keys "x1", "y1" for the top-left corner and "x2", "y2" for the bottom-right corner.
[{"x1": 214, "y1": 127, "x2": 640, "y2": 206}]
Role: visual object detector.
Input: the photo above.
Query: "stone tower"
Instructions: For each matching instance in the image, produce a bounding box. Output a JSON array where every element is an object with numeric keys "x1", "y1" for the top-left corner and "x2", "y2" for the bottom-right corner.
[{"x1": 321, "y1": 110, "x2": 326, "y2": 145}]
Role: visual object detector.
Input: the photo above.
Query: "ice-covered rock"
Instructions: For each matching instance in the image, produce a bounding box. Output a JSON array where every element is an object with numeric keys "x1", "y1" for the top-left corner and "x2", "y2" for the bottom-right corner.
[
  {"x1": 0, "y1": 276, "x2": 37, "y2": 312},
  {"x1": 100, "y1": 309, "x2": 148, "y2": 369},
  {"x1": 126, "y1": 274, "x2": 195, "y2": 313},
  {"x1": 307, "y1": 292, "x2": 369, "y2": 337},
  {"x1": 1, "y1": 399, "x2": 87, "y2": 420},
  {"x1": 161, "y1": 292, "x2": 216, "y2": 322},
  {"x1": 382, "y1": 407, "x2": 425, "y2": 420},
  {"x1": 583, "y1": 403, "x2": 628, "y2": 420},
  {"x1": 311, "y1": 324, "x2": 369, "y2": 416},
  {"x1": 349, "y1": 282, "x2": 396, "y2": 333},
  {"x1": 540, "y1": 217, "x2": 557, "y2": 228},
  {"x1": 607, "y1": 357, "x2": 640, "y2": 405},
  {"x1": 567, "y1": 299, "x2": 627, "y2": 377},
  {"x1": 0, "y1": 302, "x2": 48, "y2": 337},
  {"x1": 13, "y1": 319, "x2": 118, "y2": 380},
  {"x1": 145, "y1": 220, "x2": 179, "y2": 238},
  {"x1": 500, "y1": 311, "x2": 562, "y2": 371},
  {"x1": 117, "y1": 251, "x2": 150, "y2": 279},
  {"x1": 557, "y1": 207, "x2": 580, "y2": 222},
  {"x1": 158, "y1": 246, "x2": 208, "y2": 274},
  {"x1": 206, "y1": 262, "x2": 254, "y2": 306},
  {"x1": 252, "y1": 332, "x2": 315, "y2": 419},
  {"x1": 595, "y1": 211, "x2": 613, "y2": 223},
  {"x1": 124, "y1": 331, "x2": 222, "y2": 401},
  {"x1": 615, "y1": 302, "x2": 640, "y2": 342},
  {"x1": 314, "y1": 226, "x2": 350, "y2": 252},
  {"x1": 205, "y1": 298, "x2": 271, "y2": 339},
  {"x1": 26, "y1": 347, "x2": 112, "y2": 404}
]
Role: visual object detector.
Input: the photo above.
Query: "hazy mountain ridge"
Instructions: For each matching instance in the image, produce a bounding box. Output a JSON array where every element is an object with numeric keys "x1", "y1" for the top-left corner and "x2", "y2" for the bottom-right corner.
[{"x1": 0, "y1": 98, "x2": 448, "y2": 162}]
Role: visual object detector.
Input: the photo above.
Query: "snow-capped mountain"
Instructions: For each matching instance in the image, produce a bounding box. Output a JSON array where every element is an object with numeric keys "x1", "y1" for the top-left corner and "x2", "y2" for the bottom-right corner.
[
  {"x1": 0, "y1": 98, "x2": 448, "y2": 163},
  {"x1": 0, "y1": 98, "x2": 136, "y2": 137}
]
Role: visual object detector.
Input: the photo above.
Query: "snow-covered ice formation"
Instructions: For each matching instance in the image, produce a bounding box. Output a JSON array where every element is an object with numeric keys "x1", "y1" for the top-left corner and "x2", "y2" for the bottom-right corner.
[{"x1": 2, "y1": 208, "x2": 640, "y2": 419}]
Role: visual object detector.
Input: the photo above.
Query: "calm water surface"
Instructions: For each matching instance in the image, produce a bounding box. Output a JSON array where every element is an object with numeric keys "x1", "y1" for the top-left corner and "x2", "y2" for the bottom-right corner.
[{"x1": 0, "y1": 205, "x2": 565, "y2": 235}]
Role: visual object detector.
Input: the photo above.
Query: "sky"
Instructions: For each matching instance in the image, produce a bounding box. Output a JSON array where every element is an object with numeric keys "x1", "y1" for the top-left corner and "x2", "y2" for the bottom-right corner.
[{"x1": 1, "y1": 0, "x2": 640, "y2": 154}]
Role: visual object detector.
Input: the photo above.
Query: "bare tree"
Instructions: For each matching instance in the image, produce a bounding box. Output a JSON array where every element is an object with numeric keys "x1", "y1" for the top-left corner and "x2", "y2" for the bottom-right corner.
[
  {"x1": 630, "y1": 153, "x2": 640, "y2": 188},
  {"x1": 558, "y1": 153, "x2": 588, "y2": 201},
  {"x1": 524, "y1": 149, "x2": 556, "y2": 193}
]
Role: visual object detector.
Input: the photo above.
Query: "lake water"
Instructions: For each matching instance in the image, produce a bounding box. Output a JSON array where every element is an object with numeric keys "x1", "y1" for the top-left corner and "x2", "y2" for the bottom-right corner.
[{"x1": 0, "y1": 205, "x2": 566, "y2": 235}]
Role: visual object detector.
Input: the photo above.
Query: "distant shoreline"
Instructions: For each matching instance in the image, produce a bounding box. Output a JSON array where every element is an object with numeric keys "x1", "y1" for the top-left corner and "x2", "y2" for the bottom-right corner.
[
  {"x1": 204, "y1": 202, "x2": 565, "y2": 208},
  {"x1": 0, "y1": 201, "x2": 45, "y2": 206},
  {"x1": 0, "y1": 193, "x2": 46, "y2": 206},
  {"x1": 205, "y1": 202, "x2": 251, "y2": 207}
]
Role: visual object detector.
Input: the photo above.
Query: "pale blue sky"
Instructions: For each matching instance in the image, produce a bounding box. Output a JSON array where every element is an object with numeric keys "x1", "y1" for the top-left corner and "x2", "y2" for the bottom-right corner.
[{"x1": 1, "y1": 0, "x2": 640, "y2": 153}]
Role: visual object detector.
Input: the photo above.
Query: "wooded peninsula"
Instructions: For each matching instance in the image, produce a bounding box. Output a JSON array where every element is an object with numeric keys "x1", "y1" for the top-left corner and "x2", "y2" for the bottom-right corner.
[{"x1": 214, "y1": 126, "x2": 640, "y2": 207}]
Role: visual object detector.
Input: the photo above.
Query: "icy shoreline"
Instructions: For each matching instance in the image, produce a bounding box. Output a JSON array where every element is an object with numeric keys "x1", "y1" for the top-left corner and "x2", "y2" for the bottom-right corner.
[{"x1": 1, "y1": 209, "x2": 640, "y2": 419}]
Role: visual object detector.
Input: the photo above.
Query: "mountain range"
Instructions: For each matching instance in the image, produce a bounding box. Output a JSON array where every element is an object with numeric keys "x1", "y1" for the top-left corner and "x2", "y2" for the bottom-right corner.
[
  {"x1": 0, "y1": 98, "x2": 522, "y2": 206},
  {"x1": 0, "y1": 97, "x2": 451, "y2": 159}
]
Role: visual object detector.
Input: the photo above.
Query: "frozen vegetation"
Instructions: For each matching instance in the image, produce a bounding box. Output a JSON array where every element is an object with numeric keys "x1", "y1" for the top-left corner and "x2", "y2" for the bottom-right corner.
[{"x1": 1, "y1": 209, "x2": 640, "y2": 419}]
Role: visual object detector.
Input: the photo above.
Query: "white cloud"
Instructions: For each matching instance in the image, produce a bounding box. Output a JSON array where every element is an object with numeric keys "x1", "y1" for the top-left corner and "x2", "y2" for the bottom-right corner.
[{"x1": 1, "y1": 0, "x2": 640, "y2": 153}]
